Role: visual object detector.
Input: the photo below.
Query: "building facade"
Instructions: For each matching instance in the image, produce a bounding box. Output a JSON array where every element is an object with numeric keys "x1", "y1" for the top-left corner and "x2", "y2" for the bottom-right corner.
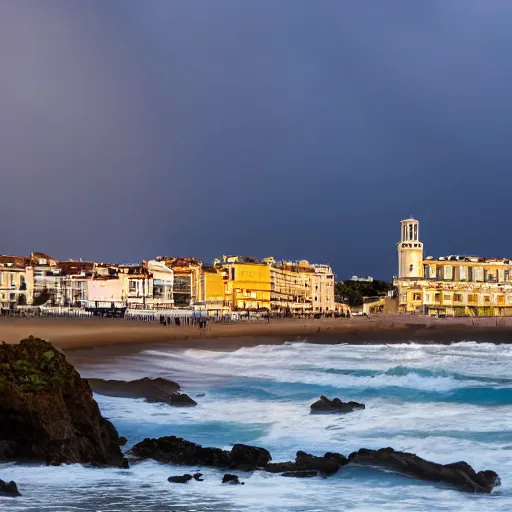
[
  {"x1": 161, "y1": 258, "x2": 203, "y2": 307},
  {"x1": 0, "y1": 255, "x2": 33, "y2": 308},
  {"x1": 394, "y1": 218, "x2": 512, "y2": 316},
  {"x1": 202, "y1": 265, "x2": 228, "y2": 314},
  {"x1": 268, "y1": 259, "x2": 313, "y2": 315},
  {"x1": 311, "y1": 264, "x2": 335, "y2": 314},
  {"x1": 214, "y1": 255, "x2": 271, "y2": 311}
]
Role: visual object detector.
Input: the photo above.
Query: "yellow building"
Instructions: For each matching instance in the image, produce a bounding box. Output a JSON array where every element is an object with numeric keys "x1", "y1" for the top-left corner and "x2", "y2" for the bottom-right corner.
[
  {"x1": 266, "y1": 258, "x2": 314, "y2": 315},
  {"x1": 202, "y1": 265, "x2": 228, "y2": 315},
  {"x1": 214, "y1": 255, "x2": 271, "y2": 311},
  {"x1": 0, "y1": 255, "x2": 33, "y2": 308},
  {"x1": 394, "y1": 218, "x2": 512, "y2": 316}
]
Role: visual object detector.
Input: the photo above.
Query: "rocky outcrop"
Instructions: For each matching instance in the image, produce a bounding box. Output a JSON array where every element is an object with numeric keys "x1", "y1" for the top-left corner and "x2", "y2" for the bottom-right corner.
[
  {"x1": 87, "y1": 377, "x2": 197, "y2": 407},
  {"x1": 230, "y1": 443, "x2": 272, "y2": 470},
  {"x1": 310, "y1": 395, "x2": 365, "y2": 414},
  {"x1": 168, "y1": 474, "x2": 193, "y2": 484},
  {"x1": 222, "y1": 474, "x2": 244, "y2": 485},
  {"x1": 266, "y1": 451, "x2": 347, "y2": 475},
  {"x1": 348, "y1": 448, "x2": 501, "y2": 493},
  {"x1": 193, "y1": 472, "x2": 204, "y2": 481},
  {"x1": 131, "y1": 436, "x2": 271, "y2": 470},
  {"x1": 0, "y1": 479, "x2": 21, "y2": 497},
  {"x1": 0, "y1": 337, "x2": 125, "y2": 467},
  {"x1": 132, "y1": 434, "x2": 500, "y2": 493}
]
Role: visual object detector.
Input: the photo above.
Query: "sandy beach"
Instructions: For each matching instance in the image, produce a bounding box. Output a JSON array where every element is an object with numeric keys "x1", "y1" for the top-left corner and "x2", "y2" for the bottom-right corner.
[{"x1": 2, "y1": 316, "x2": 512, "y2": 353}]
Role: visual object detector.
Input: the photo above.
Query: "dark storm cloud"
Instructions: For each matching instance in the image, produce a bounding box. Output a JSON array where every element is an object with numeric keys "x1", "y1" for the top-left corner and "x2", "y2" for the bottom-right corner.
[{"x1": 1, "y1": 0, "x2": 512, "y2": 278}]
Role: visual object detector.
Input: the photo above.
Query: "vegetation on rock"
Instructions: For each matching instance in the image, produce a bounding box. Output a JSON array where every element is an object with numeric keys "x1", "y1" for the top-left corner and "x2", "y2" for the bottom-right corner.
[{"x1": 0, "y1": 337, "x2": 125, "y2": 467}]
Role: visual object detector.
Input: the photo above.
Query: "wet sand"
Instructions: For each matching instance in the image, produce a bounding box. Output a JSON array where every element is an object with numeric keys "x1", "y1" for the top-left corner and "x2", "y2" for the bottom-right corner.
[{"x1": 2, "y1": 316, "x2": 512, "y2": 356}]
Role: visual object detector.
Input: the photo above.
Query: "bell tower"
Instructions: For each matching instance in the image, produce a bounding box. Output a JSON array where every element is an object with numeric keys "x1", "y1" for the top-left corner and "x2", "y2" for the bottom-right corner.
[{"x1": 397, "y1": 218, "x2": 424, "y2": 278}]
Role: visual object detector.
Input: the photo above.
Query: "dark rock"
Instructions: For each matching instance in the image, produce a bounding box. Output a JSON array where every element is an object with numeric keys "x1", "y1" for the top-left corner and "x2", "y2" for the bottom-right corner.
[
  {"x1": 193, "y1": 472, "x2": 204, "y2": 481},
  {"x1": 266, "y1": 451, "x2": 347, "y2": 475},
  {"x1": 222, "y1": 474, "x2": 244, "y2": 485},
  {"x1": 168, "y1": 474, "x2": 193, "y2": 484},
  {"x1": 348, "y1": 447, "x2": 501, "y2": 493},
  {"x1": 131, "y1": 436, "x2": 231, "y2": 467},
  {"x1": 121, "y1": 457, "x2": 130, "y2": 469},
  {"x1": 87, "y1": 377, "x2": 197, "y2": 407},
  {"x1": 169, "y1": 393, "x2": 197, "y2": 407},
  {"x1": 230, "y1": 444, "x2": 271, "y2": 469},
  {"x1": 0, "y1": 337, "x2": 125, "y2": 467},
  {"x1": 0, "y1": 479, "x2": 21, "y2": 497},
  {"x1": 118, "y1": 437, "x2": 128, "y2": 446},
  {"x1": 282, "y1": 470, "x2": 318, "y2": 478},
  {"x1": 131, "y1": 436, "x2": 271, "y2": 470},
  {"x1": 310, "y1": 395, "x2": 365, "y2": 414}
]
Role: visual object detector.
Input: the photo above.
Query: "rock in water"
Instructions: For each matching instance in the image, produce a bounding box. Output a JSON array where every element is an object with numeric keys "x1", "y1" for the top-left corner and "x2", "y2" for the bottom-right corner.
[
  {"x1": 0, "y1": 479, "x2": 21, "y2": 497},
  {"x1": 230, "y1": 444, "x2": 272, "y2": 470},
  {"x1": 131, "y1": 436, "x2": 271, "y2": 470},
  {"x1": 281, "y1": 470, "x2": 318, "y2": 478},
  {"x1": 87, "y1": 377, "x2": 197, "y2": 406},
  {"x1": 0, "y1": 337, "x2": 125, "y2": 467},
  {"x1": 222, "y1": 474, "x2": 243, "y2": 485},
  {"x1": 310, "y1": 395, "x2": 365, "y2": 414},
  {"x1": 348, "y1": 448, "x2": 501, "y2": 493},
  {"x1": 168, "y1": 474, "x2": 193, "y2": 484},
  {"x1": 266, "y1": 451, "x2": 347, "y2": 475}
]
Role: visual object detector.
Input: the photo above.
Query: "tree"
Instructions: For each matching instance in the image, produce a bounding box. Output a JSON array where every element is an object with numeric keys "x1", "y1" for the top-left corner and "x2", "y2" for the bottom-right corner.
[
  {"x1": 33, "y1": 288, "x2": 51, "y2": 306},
  {"x1": 335, "y1": 280, "x2": 395, "y2": 308}
]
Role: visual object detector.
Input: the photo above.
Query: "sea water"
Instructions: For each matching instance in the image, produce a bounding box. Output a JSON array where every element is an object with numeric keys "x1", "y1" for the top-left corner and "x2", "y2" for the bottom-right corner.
[{"x1": 2, "y1": 341, "x2": 512, "y2": 511}]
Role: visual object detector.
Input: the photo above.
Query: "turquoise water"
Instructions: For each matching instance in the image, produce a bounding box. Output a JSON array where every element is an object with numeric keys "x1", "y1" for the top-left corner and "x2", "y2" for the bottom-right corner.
[{"x1": 2, "y1": 341, "x2": 512, "y2": 511}]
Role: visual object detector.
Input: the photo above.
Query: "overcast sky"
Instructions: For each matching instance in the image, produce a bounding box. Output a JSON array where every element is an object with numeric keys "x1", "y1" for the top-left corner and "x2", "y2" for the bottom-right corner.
[{"x1": 1, "y1": 1, "x2": 512, "y2": 279}]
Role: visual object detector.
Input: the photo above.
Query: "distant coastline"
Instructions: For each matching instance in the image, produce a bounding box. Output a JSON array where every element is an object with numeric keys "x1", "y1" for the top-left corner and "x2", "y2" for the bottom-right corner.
[{"x1": 2, "y1": 316, "x2": 512, "y2": 352}]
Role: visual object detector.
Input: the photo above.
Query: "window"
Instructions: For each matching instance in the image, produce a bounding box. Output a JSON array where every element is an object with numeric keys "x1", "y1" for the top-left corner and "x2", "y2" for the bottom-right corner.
[
  {"x1": 413, "y1": 293, "x2": 421, "y2": 301},
  {"x1": 10, "y1": 274, "x2": 16, "y2": 287},
  {"x1": 459, "y1": 266, "x2": 467, "y2": 281},
  {"x1": 424, "y1": 265, "x2": 431, "y2": 279},
  {"x1": 129, "y1": 281, "x2": 137, "y2": 293},
  {"x1": 409, "y1": 264, "x2": 414, "y2": 272},
  {"x1": 0, "y1": 273, "x2": 2, "y2": 286},
  {"x1": 435, "y1": 293, "x2": 441, "y2": 303},
  {"x1": 454, "y1": 294, "x2": 463, "y2": 302},
  {"x1": 444, "y1": 266, "x2": 453, "y2": 280},
  {"x1": 484, "y1": 295, "x2": 491, "y2": 304},
  {"x1": 468, "y1": 294, "x2": 477, "y2": 303},
  {"x1": 443, "y1": 294, "x2": 452, "y2": 301},
  {"x1": 230, "y1": 267, "x2": 235, "y2": 281}
]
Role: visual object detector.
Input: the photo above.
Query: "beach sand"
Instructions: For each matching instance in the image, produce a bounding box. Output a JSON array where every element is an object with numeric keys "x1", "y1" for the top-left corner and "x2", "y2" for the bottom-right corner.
[{"x1": 2, "y1": 316, "x2": 512, "y2": 355}]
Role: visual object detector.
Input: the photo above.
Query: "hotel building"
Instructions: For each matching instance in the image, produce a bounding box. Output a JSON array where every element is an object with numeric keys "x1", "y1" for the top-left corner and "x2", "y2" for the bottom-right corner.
[{"x1": 394, "y1": 218, "x2": 512, "y2": 316}]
